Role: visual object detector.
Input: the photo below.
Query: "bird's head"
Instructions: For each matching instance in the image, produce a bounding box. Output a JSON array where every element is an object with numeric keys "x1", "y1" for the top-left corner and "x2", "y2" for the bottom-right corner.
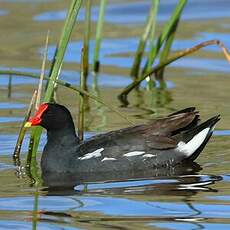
[{"x1": 25, "y1": 103, "x2": 74, "y2": 131}]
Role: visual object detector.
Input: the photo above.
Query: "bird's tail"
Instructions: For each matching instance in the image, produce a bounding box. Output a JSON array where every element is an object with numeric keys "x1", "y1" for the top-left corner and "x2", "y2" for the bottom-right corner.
[{"x1": 177, "y1": 115, "x2": 220, "y2": 161}]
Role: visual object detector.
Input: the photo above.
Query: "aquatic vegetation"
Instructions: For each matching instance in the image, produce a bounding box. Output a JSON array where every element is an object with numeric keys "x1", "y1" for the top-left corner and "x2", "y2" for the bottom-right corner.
[
  {"x1": 83, "y1": 0, "x2": 91, "y2": 79},
  {"x1": 93, "y1": 0, "x2": 107, "y2": 73},
  {"x1": 28, "y1": 0, "x2": 82, "y2": 162},
  {"x1": 1, "y1": 2, "x2": 230, "y2": 229},
  {"x1": 130, "y1": 0, "x2": 159, "y2": 81},
  {"x1": 0, "y1": 0, "x2": 229, "y2": 182},
  {"x1": 132, "y1": 0, "x2": 186, "y2": 86},
  {"x1": 13, "y1": 90, "x2": 37, "y2": 165},
  {"x1": 144, "y1": 0, "x2": 187, "y2": 77},
  {"x1": 118, "y1": 39, "x2": 230, "y2": 105},
  {"x1": 78, "y1": 49, "x2": 86, "y2": 141}
]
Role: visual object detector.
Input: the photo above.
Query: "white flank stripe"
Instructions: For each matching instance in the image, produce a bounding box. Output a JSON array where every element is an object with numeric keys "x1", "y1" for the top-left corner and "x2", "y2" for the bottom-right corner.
[
  {"x1": 101, "y1": 157, "x2": 117, "y2": 162},
  {"x1": 142, "y1": 154, "x2": 156, "y2": 158},
  {"x1": 124, "y1": 151, "x2": 145, "y2": 157},
  {"x1": 176, "y1": 128, "x2": 210, "y2": 157},
  {"x1": 78, "y1": 148, "x2": 104, "y2": 160}
]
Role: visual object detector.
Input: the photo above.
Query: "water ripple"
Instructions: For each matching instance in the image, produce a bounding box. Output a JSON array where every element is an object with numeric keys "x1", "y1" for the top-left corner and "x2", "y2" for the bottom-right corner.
[
  {"x1": 214, "y1": 130, "x2": 230, "y2": 136},
  {"x1": 34, "y1": 0, "x2": 230, "y2": 23},
  {"x1": 44, "y1": 39, "x2": 230, "y2": 73},
  {"x1": 0, "y1": 117, "x2": 23, "y2": 123},
  {"x1": 0, "y1": 102, "x2": 26, "y2": 110}
]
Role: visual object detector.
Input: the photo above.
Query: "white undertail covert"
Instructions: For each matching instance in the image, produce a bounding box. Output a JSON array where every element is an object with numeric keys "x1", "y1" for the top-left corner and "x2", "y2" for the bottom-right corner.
[{"x1": 176, "y1": 128, "x2": 210, "y2": 157}]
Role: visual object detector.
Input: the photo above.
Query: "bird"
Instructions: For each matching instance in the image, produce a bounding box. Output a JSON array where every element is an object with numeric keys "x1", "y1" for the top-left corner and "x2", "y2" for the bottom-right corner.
[{"x1": 25, "y1": 103, "x2": 220, "y2": 187}]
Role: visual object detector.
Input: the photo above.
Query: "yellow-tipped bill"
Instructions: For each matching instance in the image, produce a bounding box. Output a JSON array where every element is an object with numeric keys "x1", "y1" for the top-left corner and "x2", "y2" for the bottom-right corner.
[{"x1": 24, "y1": 121, "x2": 32, "y2": 128}]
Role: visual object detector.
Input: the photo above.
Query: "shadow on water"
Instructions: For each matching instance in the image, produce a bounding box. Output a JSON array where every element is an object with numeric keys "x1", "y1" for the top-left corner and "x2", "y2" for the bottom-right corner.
[
  {"x1": 41, "y1": 162, "x2": 212, "y2": 191},
  {"x1": 37, "y1": 170, "x2": 223, "y2": 230}
]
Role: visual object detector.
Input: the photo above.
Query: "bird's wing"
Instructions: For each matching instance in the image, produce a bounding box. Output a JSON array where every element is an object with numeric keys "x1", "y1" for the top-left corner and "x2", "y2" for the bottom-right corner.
[
  {"x1": 144, "y1": 134, "x2": 178, "y2": 150},
  {"x1": 146, "y1": 111, "x2": 200, "y2": 136},
  {"x1": 78, "y1": 109, "x2": 200, "y2": 155}
]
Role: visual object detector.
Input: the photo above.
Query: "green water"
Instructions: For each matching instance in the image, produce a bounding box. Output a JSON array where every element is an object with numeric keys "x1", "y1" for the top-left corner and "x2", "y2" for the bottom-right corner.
[{"x1": 0, "y1": 0, "x2": 230, "y2": 229}]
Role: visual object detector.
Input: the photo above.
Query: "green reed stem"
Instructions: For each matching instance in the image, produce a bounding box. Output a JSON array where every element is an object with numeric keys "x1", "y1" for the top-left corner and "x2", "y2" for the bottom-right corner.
[
  {"x1": 32, "y1": 187, "x2": 39, "y2": 230},
  {"x1": 93, "y1": 0, "x2": 107, "y2": 73},
  {"x1": 146, "y1": 0, "x2": 160, "y2": 72},
  {"x1": 83, "y1": 0, "x2": 91, "y2": 78},
  {"x1": 142, "y1": 0, "x2": 187, "y2": 76},
  {"x1": 145, "y1": 0, "x2": 159, "y2": 89},
  {"x1": 0, "y1": 70, "x2": 40, "y2": 79},
  {"x1": 13, "y1": 90, "x2": 37, "y2": 166},
  {"x1": 45, "y1": 0, "x2": 82, "y2": 102},
  {"x1": 27, "y1": 32, "x2": 50, "y2": 166},
  {"x1": 30, "y1": 157, "x2": 42, "y2": 185},
  {"x1": 29, "y1": 0, "x2": 82, "y2": 162},
  {"x1": 130, "y1": 0, "x2": 156, "y2": 80},
  {"x1": 78, "y1": 49, "x2": 86, "y2": 141},
  {"x1": 155, "y1": 18, "x2": 179, "y2": 83}
]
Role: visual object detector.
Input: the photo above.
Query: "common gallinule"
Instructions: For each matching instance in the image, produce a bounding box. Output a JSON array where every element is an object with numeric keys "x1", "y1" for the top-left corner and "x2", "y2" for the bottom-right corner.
[{"x1": 25, "y1": 103, "x2": 220, "y2": 185}]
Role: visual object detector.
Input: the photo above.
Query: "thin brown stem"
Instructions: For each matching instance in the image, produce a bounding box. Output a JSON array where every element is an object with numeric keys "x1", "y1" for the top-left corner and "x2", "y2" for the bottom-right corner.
[
  {"x1": 35, "y1": 31, "x2": 50, "y2": 110},
  {"x1": 118, "y1": 39, "x2": 230, "y2": 104}
]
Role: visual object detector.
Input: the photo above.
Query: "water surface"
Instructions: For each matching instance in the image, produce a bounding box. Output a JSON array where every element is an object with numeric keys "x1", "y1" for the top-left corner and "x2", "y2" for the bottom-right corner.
[{"x1": 0, "y1": 0, "x2": 230, "y2": 229}]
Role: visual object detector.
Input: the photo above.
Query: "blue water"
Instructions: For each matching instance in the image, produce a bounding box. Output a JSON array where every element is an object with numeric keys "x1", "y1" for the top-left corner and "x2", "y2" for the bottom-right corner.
[
  {"x1": 43, "y1": 35, "x2": 230, "y2": 72},
  {"x1": 34, "y1": 0, "x2": 230, "y2": 23},
  {"x1": 0, "y1": 67, "x2": 176, "y2": 89},
  {"x1": 0, "y1": 9, "x2": 8, "y2": 16},
  {"x1": 0, "y1": 0, "x2": 230, "y2": 230},
  {"x1": 0, "y1": 102, "x2": 26, "y2": 109}
]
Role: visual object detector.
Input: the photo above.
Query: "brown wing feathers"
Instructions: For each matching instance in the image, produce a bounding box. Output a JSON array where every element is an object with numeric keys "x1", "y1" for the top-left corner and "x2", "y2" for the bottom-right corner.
[
  {"x1": 147, "y1": 111, "x2": 200, "y2": 136},
  {"x1": 142, "y1": 109, "x2": 200, "y2": 150}
]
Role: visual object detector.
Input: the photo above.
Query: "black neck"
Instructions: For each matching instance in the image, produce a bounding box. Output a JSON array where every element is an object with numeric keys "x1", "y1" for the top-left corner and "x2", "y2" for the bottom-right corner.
[
  {"x1": 42, "y1": 127, "x2": 80, "y2": 174},
  {"x1": 47, "y1": 124, "x2": 80, "y2": 145}
]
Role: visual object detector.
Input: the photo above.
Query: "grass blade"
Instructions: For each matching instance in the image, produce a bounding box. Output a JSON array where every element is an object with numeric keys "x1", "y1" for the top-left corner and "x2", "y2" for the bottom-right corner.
[
  {"x1": 145, "y1": 0, "x2": 160, "y2": 89},
  {"x1": 146, "y1": 0, "x2": 160, "y2": 72},
  {"x1": 155, "y1": 18, "x2": 179, "y2": 83},
  {"x1": 32, "y1": 187, "x2": 39, "y2": 230},
  {"x1": 13, "y1": 90, "x2": 37, "y2": 166},
  {"x1": 83, "y1": 0, "x2": 91, "y2": 78},
  {"x1": 27, "y1": 31, "x2": 50, "y2": 167},
  {"x1": 28, "y1": 0, "x2": 83, "y2": 163},
  {"x1": 142, "y1": 0, "x2": 187, "y2": 75},
  {"x1": 130, "y1": 0, "x2": 157, "y2": 80},
  {"x1": 78, "y1": 49, "x2": 86, "y2": 141},
  {"x1": 93, "y1": 0, "x2": 107, "y2": 73},
  {"x1": 45, "y1": 0, "x2": 82, "y2": 102}
]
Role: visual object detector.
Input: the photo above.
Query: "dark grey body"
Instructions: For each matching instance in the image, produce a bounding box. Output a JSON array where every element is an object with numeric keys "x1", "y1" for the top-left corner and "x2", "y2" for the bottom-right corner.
[
  {"x1": 37, "y1": 104, "x2": 220, "y2": 187},
  {"x1": 42, "y1": 128, "x2": 185, "y2": 174},
  {"x1": 41, "y1": 127, "x2": 201, "y2": 187}
]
